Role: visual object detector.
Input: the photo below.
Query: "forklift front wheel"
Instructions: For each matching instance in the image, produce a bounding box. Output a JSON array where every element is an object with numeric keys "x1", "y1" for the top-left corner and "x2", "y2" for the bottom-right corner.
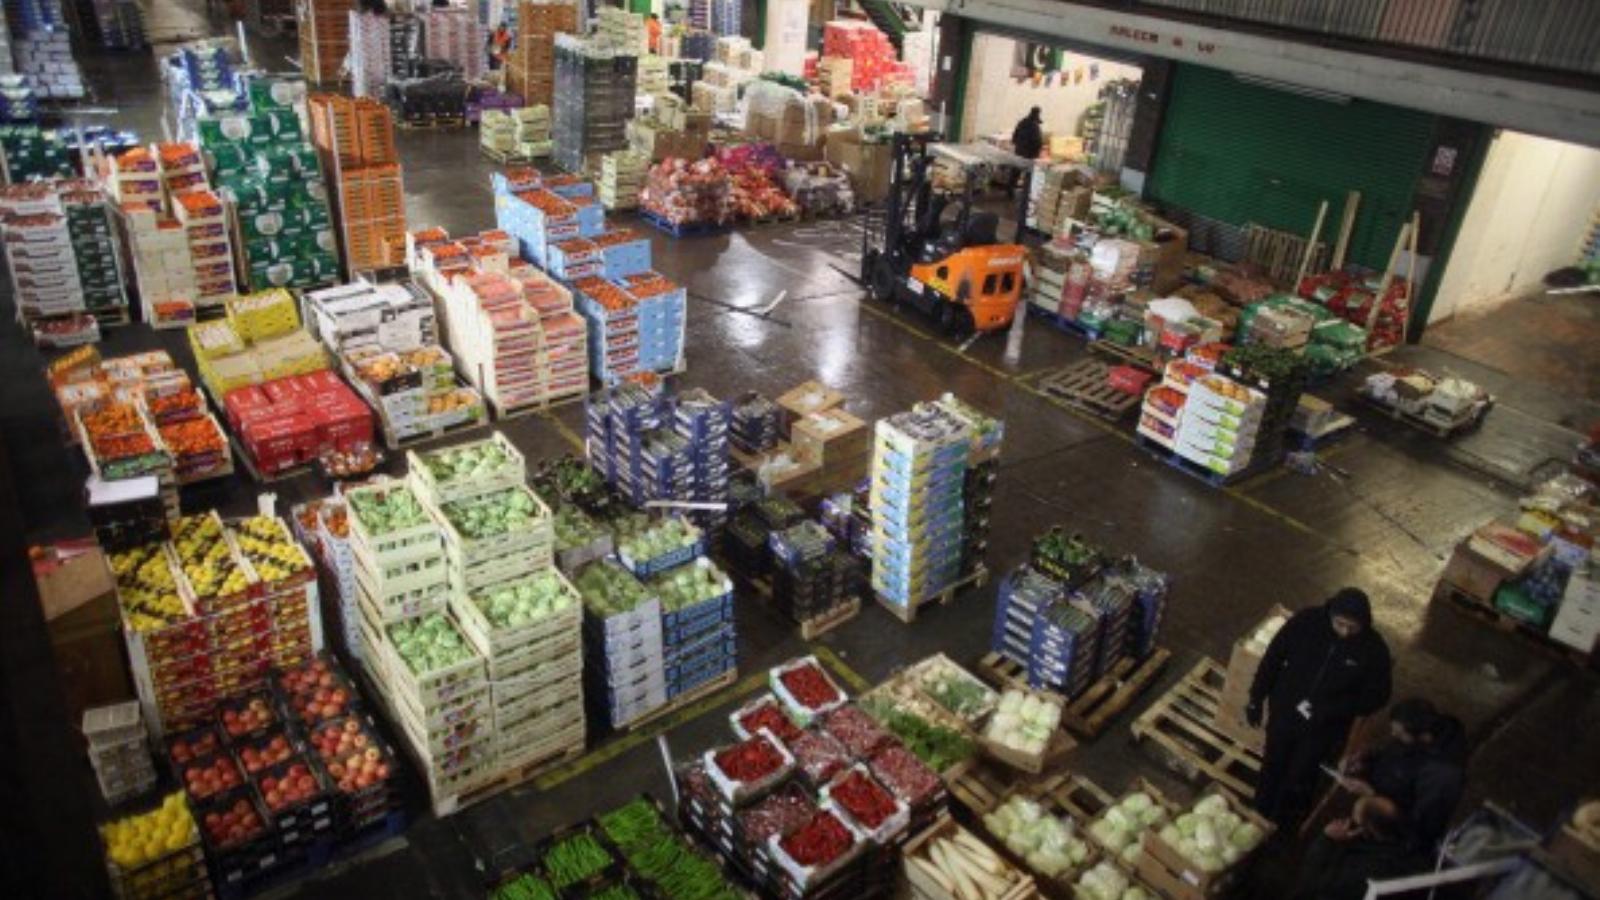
[{"x1": 869, "y1": 261, "x2": 897, "y2": 304}]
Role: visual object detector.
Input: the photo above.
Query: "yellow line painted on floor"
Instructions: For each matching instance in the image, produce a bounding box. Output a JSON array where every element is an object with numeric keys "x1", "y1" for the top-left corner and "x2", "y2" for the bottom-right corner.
[
  {"x1": 538, "y1": 409, "x2": 586, "y2": 454},
  {"x1": 531, "y1": 645, "x2": 871, "y2": 790},
  {"x1": 855, "y1": 299, "x2": 1322, "y2": 538},
  {"x1": 813, "y1": 644, "x2": 872, "y2": 692}
]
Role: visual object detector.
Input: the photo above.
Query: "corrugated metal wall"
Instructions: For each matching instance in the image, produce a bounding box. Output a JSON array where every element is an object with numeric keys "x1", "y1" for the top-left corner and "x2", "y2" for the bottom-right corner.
[{"x1": 1147, "y1": 63, "x2": 1437, "y2": 270}]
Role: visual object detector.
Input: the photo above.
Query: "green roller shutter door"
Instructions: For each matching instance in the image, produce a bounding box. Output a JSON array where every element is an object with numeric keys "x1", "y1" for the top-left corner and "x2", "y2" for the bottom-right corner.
[{"x1": 1148, "y1": 64, "x2": 1436, "y2": 271}]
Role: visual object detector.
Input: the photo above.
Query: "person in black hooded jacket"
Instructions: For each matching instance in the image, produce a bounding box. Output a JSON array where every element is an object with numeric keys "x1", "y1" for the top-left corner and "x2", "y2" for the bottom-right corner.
[
  {"x1": 1342, "y1": 697, "x2": 1467, "y2": 851},
  {"x1": 1248, "y1": 588, "x2": 1393, "y2": 825}
]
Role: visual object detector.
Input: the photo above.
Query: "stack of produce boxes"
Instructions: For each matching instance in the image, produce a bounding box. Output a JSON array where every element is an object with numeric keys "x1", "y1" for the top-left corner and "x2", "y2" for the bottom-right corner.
[
  {"x1": 200, "y1": 87, "x2": 339, "y2": 292},
  {"x1": 0, "y1": 182, "x2": 85, "y2": 330},
  {"x1": 821, "y1": 20, "x2": 913, "y2": 92},
  {"x1": 221, "y1": 369, "x2": 374, "y2": 478},
  {"x1": 676, "y1": 656, "x2": 933, "y2": 899},
  {"x1": 58, "y1": 179, "x2": 129, "y2": 324},
  {"x1": 171, "y1": 188, "x2": 237, "y2": 314},
  {"x1": 343, "y1": 344, "x2": 486, "y2": 448},
  {"x1": 1214, "y1": 346, "x2": 1306, "y2": 473},
  {"x1": 935, "y1": 394, "x2": 1003, "y2": 578},
  {"x1": 346, "y1": 479, "x2": 493, "y2": 806},
  {"x1": 146, "y1": 377, "x2": 231, "y2": 486},
  {"x1": 100, "y1": 794, "x2": 212, "y2": 900},
  {"x1": 574, "y1": 557, "x2": 666, "y2": 729},
  {"x1": 420, "y1": 7, "x2": 483, "y2": 82},
  {"x1": 571, "y1": 270, "x2": 686, "y2": 384},
  {"x1": 103, "y1": 149, "x2": 196, "y2": 329},
  {"x1": 298, "y1": 0, "x2": 355, "y2": 86},
  {"x1": 83, "y1": 701, "x2": 156, "y2": 804},
  {"x1": 552, "y1": 33, "x2": 636, "y2": 174},
  {"x1": 584, "y1": 385, "x2": 730, "y2": 524},
  {"x1": 111, "y1": 512, "x2": 321, "y2": 739},
  {"x1": 617, "y1": 516, "x2": 738, "y2": 700},
  {"x1": 75, "y1": 399, "x2": 175, "y2": 518},
  {"x1": 410, "y1": 435, "x2": 587, "y2": 778},
  {"x1": 493, "y1": 182, "x2": 604, "y2": 268},
  {"x1": 596, "y1": 149, "x2": 648, "y2": 210},
  {"x1": 870, "y1": 400, "x2": 972, "y2": 611},
  {"x1": 347, "y1": 10, "x2": 393, "y2": 98},
  {"x1": 770, "y1": 519, "x2": 859, "y2": 626},
  {"x1": 505, "y1": 0, "x2": 578, "y2": 108},
  {"x1": 186, "y1": 301, "x2": 330, "y2": 401},
  {"x1": 309, "y1": 94, "x2": 405, "y2": 272}
]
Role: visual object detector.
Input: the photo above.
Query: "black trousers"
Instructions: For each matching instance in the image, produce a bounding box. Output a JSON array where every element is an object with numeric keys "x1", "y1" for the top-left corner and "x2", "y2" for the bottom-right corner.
[{"x1": 1256, "y1": 716, "x2": 1346, "y2": 826}]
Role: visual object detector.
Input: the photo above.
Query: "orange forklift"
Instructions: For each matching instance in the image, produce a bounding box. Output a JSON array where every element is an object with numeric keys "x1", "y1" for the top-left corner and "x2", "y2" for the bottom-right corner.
[{"x1": 860, "y1": 133, "x2": 1027, "y2": 334}]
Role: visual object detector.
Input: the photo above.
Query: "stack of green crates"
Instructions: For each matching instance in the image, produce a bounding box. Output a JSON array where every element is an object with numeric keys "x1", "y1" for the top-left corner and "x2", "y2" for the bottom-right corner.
[
  {"x1": 198, "y1": 81, "x2": 339, "y2": 291},
  {"x1": 62, "y1": 190, "x2": 127, "y2": 316},
  {"x1": 0, "y1": 126, "x2": 74, "y2": 181}
]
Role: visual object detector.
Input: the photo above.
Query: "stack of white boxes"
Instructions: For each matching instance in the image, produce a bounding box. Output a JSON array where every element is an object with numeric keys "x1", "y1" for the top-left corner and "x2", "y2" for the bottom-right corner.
[
  {"x1": 124, "y1": 206, "x2": 198, "y2": 328},
  {"x1": 12, "y1": 29, "x2": 83, "y2": 100},
  {"x1": 348, "y1": 11, "x2": 392, "y2": 98},
  {"x1": 596, "y1": 7, "x2": 646, "y2": 54},
  {"x1": 0, "y1": 184, "x2": 85, "y2": 324},
  {"x1": 421, "y1": 8, "x2": 483, "y2": 82},
  {"x1": 1174, "y1": 374, "x2": 1265, "y2": 478},
  {"x1": 1551, "y1": 553, "x2": 1600, "y2": 655},
  {"x1": 636, "y1": 54, "x2": 669, "y2": 98},
  {"x1": 410, "y1": 433, "x2": 587, "y2": 775},
  {"x1": 597, "y1": 150, "x2": 648, "y2": 211},
  {"x1": 347, "y1": 479, "x2": 494, "y2": 810},
  {"x1": 82, "y1": 701, "x2": 156, "y2": 805}
]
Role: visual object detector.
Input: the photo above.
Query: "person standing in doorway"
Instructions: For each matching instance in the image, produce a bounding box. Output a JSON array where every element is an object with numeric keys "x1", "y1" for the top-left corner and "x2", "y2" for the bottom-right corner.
[
  {"x1": 1007, "y1": 106, "x2": 1044, "y2": 197},
  {"x1": 1247, "y1": 588, "x2": 1393, "y2": 826}
]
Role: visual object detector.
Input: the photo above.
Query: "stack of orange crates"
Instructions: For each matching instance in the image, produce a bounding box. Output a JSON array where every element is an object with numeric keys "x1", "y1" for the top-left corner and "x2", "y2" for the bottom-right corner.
[
  {"x1": 298, "y1": 0, "x2": 356, "y2": 86},
  {"x1": 309, "y1": 95, "x2": 407, "y2": 272},
  {"x1": 506, "y1": 1, "x2": 578, "y2": 107}
]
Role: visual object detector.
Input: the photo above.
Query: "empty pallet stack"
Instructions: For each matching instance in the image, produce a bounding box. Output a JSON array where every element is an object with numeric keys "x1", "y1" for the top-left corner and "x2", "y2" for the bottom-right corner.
[
  {"x1": 552, "y1": 33, "x2": 636, "y2": 175},
  {"x1": 506, "y1": 0, "x2": 576, "y2": 109},
  {"x1": 311, "y1": 94, "x2": 407, "y2": 272},
  {"x1": 298, "y1": 0, "x2": 356, "y2": 87}
]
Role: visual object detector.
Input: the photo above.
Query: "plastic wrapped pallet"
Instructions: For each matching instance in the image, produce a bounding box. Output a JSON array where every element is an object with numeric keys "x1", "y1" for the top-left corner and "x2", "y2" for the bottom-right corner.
[
  {"x1": 743, "y1": 79, "x2": 834, "y2": 161},
  {"x1": 552, "y1": 33, "x2": 637, "y2": 174}
]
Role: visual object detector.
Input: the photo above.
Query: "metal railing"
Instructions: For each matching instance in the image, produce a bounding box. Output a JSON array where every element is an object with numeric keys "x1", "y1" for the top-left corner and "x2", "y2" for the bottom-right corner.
[{"x1": 1140, "y1": 0, "x2": 1600, "y2": 77}]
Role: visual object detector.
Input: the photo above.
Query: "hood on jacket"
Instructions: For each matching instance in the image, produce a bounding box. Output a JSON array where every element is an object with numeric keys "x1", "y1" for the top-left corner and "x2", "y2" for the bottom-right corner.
[{"x1": 1327, "y1": 588, "x2": 1372, "y2": 629}]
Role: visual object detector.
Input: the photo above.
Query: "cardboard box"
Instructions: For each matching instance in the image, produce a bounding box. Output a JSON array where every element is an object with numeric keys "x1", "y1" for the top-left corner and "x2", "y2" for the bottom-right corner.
[
  {"x1": 34, "y1": 544, "x2": 134, "y2": 722},
  {"x1": 1549, "y1": 569, "x2": 1600, "y2": 654},
  {"x1": 824, "y1": 127, "x2": 892, "y2": 204},
  {"x1": 1437, "y1": 539, "x2": 1521, "y2": 605},
  {"x1": 1546, "y1": 817, "x2": 1600, "y2": 894},
  {"x1": 777, "y1": 380, "x2": 845, "y2": 427},
  {"x1": 792, "y1": 407, "x2": 868, "y2": 466}
]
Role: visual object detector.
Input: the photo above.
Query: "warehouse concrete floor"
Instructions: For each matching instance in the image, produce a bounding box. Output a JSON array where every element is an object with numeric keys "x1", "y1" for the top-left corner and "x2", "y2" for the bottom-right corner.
[{"x1": 2, "y1": 18, "x2": 1597, "y2": 899}]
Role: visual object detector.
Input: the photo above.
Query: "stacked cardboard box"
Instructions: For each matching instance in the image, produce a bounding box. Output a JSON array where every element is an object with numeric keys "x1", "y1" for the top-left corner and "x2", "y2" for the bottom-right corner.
[
  {"x1": 574, "y1": 558, "x2": 665, "y2": 729},
  {"x1": 109, "y1": 511, "x2": 321, "y2": 737},
  {"x1": 822, "y1": 20, "x2": 913, "y2": 92},
  {"x1": 222, "y1": 370, "x2": 374, "y2": 477},
  {"x1": 596, "y1": 7, "x2": 645, "y2": 54},
  {"x1": 310, "y1": 94, "x2": 406, "y2": 272},
  {"x1": 480, "y1": 105, "x2": 551, "y2": 159},
  {"x1": 572, "y1": 270, "x2": 685, "y2": 384},
  {"x1": 58, "y1": 180, "x2": 128, "y2": 321},
  {"x1": 404, "y1": 436, "x2": 585, "y2": 776},
  {"x1": 421, "y1": 7, "x2": 484, "y2": 82},
  {"x1": 552, "y1": 34, "x2": 637, "y2": 174},
  {"x1": 348, "y1": 11, "x2": 393, "y2": 98},
  {"x1": 627, "y1": 94, "x2": 712, "y2": 162},
  {"x1": 744, "y1": 80, "x2": 835, "y2": 161},
  {"x1": 636, "y1": 53, "x2": 669, "y2": 97},
  {"x1": 505, "y1": 0, "x2": 576, "y2": 108},
  {"x1": 596, "y1": 150, "x2": 648, "y2": 210},
  {"x1": 492, "y1": 180, "x2": 604, "y2": 267},
  {"x1": 83, "y1": 701, "x2": 156, "y2": 804},
  {"x1": 298, "y1": 0, "x2": 355, "y2": 86},
  {"x1": 171, "y1": 189, "x2": 237, "y2": 313},
  {"x1": 0, "y1": 184, "x2": 84, "y2": 326},
  {"x1": 1211, "y1": 607, "x2": 1289, "y2": 750},
  {"x1": 10, "y1": 17, "x2": 84, "y2": 100},
  {"x1": 346, "y1": 479, "x2": 494, "y2": 804},
  {"x1": 815, "y1": 56, "x2": 853, "y2": 99},
  {"x1": 202, "y1": 88, "x2": 340, "y2": 292},
  {"x1": 585, "y1": 385, "x2": 730, "y2": 527}
]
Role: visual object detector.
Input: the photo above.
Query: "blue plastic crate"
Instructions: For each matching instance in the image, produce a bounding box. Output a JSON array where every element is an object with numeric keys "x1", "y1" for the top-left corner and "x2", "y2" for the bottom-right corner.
[{"x1": 661, "y1": 591, "x2": 734, "y2": 634}]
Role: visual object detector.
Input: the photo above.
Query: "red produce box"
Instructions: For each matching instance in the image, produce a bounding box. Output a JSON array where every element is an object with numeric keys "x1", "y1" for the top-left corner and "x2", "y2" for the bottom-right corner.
[
  {"x1": 224, "y1": 385, "x2": 271, "y2": 430},
  {"x1": 1108, "y1": 366, "x2": 1153, "y2": 396}
]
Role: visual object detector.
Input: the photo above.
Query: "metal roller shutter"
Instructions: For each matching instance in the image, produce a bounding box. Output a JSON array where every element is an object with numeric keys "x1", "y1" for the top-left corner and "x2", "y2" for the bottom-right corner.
[{"x1": 1147, "y1": 63, "x2": 1437, "y2": 270}]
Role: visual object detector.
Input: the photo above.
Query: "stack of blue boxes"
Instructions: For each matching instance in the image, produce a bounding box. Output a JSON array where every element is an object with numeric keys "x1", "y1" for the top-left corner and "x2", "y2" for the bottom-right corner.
[
  {"x1": 730, "y1": 392, "x2": 782, "y2": 454},
  {"x1": 1107, "y1": 559, "x2": 1169, "y2": 662},
  {"x1": 630, "y1": 279, "x2": 687, "y2": 374},
  {"x1": 493, "y1": 183, "x2": 600, "y2": 268},
  {"x1": 1077, "y1": 577, "x2": 1136, "y2": 679},
  {"x1": 584, "y1": 385, "x2": 731, "y2": 525},
  {"x1": 991, "y1": 565, "x2": 1101, "y2": 697},
  {"x1": 585, "y1": 383, "x2": 665, "y2": 484},
  {"x1": 0, "y1": 76, "x2": 39, "y2": 123},
  {"x1": 577, "y1": 558, "x2": 666, "y2": 730},
  {"x1": 673, "y1": 388, "x2": 732, "y2": 527},
  {"x1": 637, "y1": 551, "x2": 736, "y2": 701},
  {"x1": 869, "y1": 404, "x2": 971, "y2": 609}
]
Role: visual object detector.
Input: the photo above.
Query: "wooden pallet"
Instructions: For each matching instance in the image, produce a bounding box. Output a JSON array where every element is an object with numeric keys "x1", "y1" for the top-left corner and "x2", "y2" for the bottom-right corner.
[
  {"x1": 489, "y1": 388, "x2": 587, "y2": 422},
  {"x1": 639, "y1": 209, "x2": 731, "y2": 238},
  {"x1": 1027, "y1": 771, "x2": 1115, "y2": 822},
  {"x1": 943, "y1": 758, "x2": 1018, "y2": 815},
  {"x1": 1358, "y1": 394, "x2": 1492, "y2": 439},
  {"x1": 1088, "y1": 339, "x2": 1161, "y2": 373},
  {"x1": 1129, "y1": 658, "x2": 1262, "y2": 800},
  {"x1": 975, "y1": 647, "x2": 1171, "y2": 739},
  {"x1": 621, "y1": 667, "x2": 739, "y2": 733},
  {"x1": 800, "y1": 597, "x2": 860, "y2": 640},
  {"x1": 1134, "y1": 435, "x2": 1273, "y2": 488},
  {"x1": 398, "y1": 116, "x2": 466, "y2": 130},
  {"x1": 1434, "y1": 585, "x2": 1594, "y2": 669},
  {"x1": 1035, "y1": 359, "x2": 1141, "y2": 421},
  {"x1": 383, "y1": 415, "x2": 489, "y2": 452},
  {"x1": 875, "y1": 565, "x2": 989, "y2": 625},
  {"x1": 432, "y1": 742, "x2": 585, "y2": 818},
  {"x1": 479, "y1": 145, "x2": 537, "y2": 165}
]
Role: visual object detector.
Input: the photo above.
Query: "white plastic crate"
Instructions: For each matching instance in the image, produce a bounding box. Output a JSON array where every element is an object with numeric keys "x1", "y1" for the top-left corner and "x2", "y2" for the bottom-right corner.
[
  {"x1": 493, "y1": 666, "x2": 584, "y2": 724},
  {"x1": 496, "y1": 718, "x2": 584, "y2": 771},
  {"x1": 82, "y1": 700, "x2": 144, "y2": 749},
  {"x1": 490, "y1": 645, "x2": 584, "y2": 705},
  {"x1": 344, "y1": 481, "x2": 446, "y2": 564},
  {"x1": 486, "y1": 629, "x2": 583, "y2": 682},
  {"x1": 496, "y1": 690, "x2": 585, "y2": 743}
]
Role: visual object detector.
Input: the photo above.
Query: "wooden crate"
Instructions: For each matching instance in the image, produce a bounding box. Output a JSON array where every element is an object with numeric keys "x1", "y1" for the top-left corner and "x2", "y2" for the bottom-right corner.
[
  {"x1": 902, "y1": 815, "x2": 1040, "y2": 900},
  {"x1": 976, "y1": 648, "x2": 1171, "y2": 740}
]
